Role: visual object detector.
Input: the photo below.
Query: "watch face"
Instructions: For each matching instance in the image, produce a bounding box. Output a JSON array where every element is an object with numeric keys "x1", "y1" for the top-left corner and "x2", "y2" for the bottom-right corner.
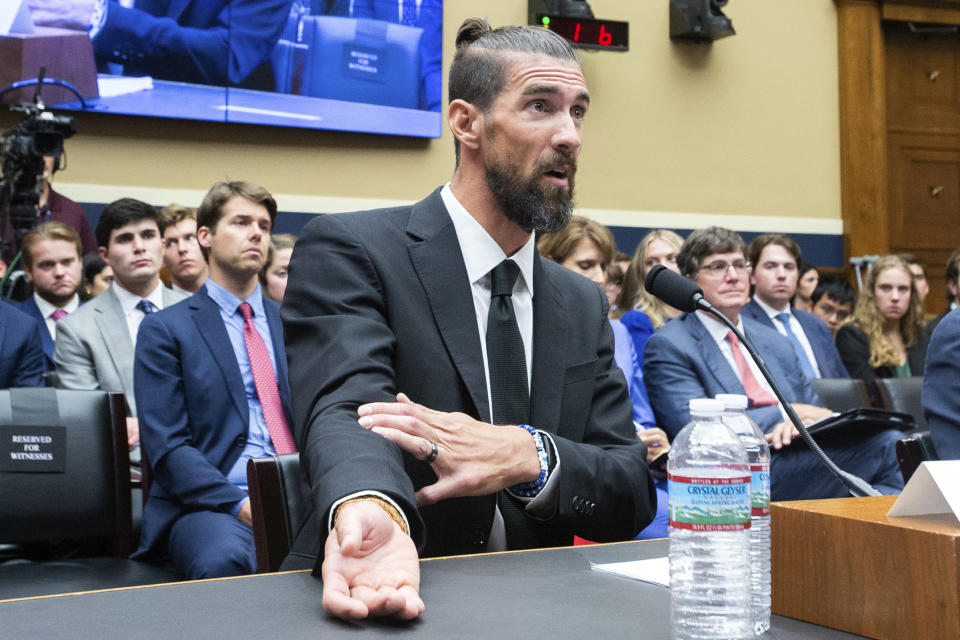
[{"x1": 539, "y1": 16, "x2": 629, "y2": 51}]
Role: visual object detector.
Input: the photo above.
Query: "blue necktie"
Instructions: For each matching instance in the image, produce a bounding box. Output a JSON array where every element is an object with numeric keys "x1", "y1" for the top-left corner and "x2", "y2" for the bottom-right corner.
[
  {"x1": 777, "y1": 312, "x2": 816, "y2": 380},
  {"x1": 401, "y1": 0, "x2": 417, "y2": 25},
  {"x1": 136, "y1": 300, "x2": 156, "y2": 315}
]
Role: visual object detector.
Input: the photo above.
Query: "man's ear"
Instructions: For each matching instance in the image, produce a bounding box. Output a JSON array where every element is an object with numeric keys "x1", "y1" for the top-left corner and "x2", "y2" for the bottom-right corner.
[
  {"x1": 196, "y1": 225, "x2": 212, "y2": 250},
  {"x1": 448, "y1": 99, "x2": 482, "y2": 152},
  {"x1": 97, "y1": 246, "x2": 109, "y2": 262}
]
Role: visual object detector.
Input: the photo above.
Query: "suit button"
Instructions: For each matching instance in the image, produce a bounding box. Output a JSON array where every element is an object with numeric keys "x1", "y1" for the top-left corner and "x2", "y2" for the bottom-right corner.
[
  {"x1": 470, "y1": 528, "x2": 486, "y2": 546},
  {"x1": 234, "y1": 436, "x2": 246, "y2": 447}
]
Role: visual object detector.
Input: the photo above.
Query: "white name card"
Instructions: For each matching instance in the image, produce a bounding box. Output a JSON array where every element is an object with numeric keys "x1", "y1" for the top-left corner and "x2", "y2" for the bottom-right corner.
[
  {"x1": 0, "y1": 1, "x2": 35, "y2": 35},
  {"x1": 887, "y1": 460, "x2": 960, "y2": 523}
]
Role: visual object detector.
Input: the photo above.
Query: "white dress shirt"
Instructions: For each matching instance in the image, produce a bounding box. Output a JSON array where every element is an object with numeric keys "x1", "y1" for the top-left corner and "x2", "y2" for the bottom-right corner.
[
  {"x1": 112, "y1": 281, "x2": 166, "y2": 346},
  {"x1": 33, "y1": 292, "x2": 80, "y2": 341}
]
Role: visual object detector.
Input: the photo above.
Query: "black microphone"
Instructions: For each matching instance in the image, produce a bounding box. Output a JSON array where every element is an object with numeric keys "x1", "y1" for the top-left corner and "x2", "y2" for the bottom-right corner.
[{"x1": 643, "y1": 265, "x2": 881, "y2": 498}]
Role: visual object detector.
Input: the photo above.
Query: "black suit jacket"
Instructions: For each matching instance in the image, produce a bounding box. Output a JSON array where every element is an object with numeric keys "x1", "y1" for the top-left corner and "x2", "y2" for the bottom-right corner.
[{"x1": 281, "y1": 188, "x2": 655, "y2": 566}]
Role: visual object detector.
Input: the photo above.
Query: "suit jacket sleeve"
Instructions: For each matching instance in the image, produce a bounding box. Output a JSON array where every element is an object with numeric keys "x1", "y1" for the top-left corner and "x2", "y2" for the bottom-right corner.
[
  {"x1": 54, "y1": 319, "x2": 104, "y2": 392},
  {"x1": 135, "y1": 313, "x2": 247, "y2": 511},
  {"x1": 282, "y1": 214, "x2": 424, "y2": 545},
  {"x1": 924, "y1": 310, "x2": 960, "y2": 459},
  {"x1": 835, "y1": 324, "x2": 876, "y2": 382},
  {"x1": 95, "y1": 0, "x2": 291, "y2": 86}
]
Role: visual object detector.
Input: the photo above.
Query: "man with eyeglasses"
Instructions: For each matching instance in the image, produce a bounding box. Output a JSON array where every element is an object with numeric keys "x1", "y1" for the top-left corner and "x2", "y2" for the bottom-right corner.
[
  {"x1": 643, "y1": 226, "x2": 904, "y2": 500},
  {"x1": 741, "y1": 234, "x2": 848, "y2": 379}
]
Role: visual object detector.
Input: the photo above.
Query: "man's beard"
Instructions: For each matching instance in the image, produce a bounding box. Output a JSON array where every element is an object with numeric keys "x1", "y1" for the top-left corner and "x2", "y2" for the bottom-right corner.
[{"x1": 485, "y1": 152, "x2": 576, "y2": 234}]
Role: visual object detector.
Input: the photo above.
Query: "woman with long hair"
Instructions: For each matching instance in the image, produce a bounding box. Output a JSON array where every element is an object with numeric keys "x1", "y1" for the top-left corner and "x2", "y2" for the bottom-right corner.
[
  {"x1": 613, "y1": 229, "x2": 685, "y2": 359},
  {"x1": 792, "y1": 261, "x2": 819, "y2": 312},
  {"x1": 836, "y1": 255, "x2": 927, "y2": 381}
]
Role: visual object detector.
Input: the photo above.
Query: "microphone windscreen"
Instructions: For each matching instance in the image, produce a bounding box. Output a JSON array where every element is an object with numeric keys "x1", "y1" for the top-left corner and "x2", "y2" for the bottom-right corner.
[{"x1": 644, "y1": 265, "x2": 704, "y2": 313}]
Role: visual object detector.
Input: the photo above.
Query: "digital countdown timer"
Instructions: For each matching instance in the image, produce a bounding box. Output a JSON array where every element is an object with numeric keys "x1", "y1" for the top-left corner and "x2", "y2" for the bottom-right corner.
[{"x1": 538, "y1": 15, "x2": 629, "y2": 51}]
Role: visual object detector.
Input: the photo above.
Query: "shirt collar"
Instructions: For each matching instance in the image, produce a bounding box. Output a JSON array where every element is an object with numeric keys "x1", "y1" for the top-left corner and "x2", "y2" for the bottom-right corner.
[
  {"x1": 695, "y1": 309, "x2": 744, "y2": 345},
  {"x1": 204, "y1": 278, "x2": 266, "y2": 319},
  {"x1": 440, "y1": 183, "x2": 535, "y2": 296},
  {"x1": 112, "y1": 280, "x2": 163, "y2": 314},
  {"x1": 33, "y1": 292, "x2": 79, "y2": 318},
  {"x1": 753, "y1": 296, "x2": 791, "y2": 319}
]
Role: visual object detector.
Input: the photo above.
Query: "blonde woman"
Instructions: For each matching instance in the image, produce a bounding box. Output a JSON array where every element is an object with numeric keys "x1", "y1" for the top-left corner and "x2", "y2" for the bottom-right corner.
[
  {"x1": 836, "y1": 255, "x2": 927, "y2": 381},
  {"x1": 613, "y1": 229, "x2": 685, "y2": 359}
]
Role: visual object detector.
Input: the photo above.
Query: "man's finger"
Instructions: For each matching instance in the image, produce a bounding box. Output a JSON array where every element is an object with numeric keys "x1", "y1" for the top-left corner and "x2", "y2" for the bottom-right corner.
[
  {"x1": 322, "y1": 583, "x2": 369, "y2": 620},
  {"x1": 415, "y1": 478, "x2": 457, "y2": 506},
  {"x1": 370, "y1": 427, "x2": 436, "y2": 462},
  {"x1": 397, "y1": 585, "x2": 426, "y2": 620}
]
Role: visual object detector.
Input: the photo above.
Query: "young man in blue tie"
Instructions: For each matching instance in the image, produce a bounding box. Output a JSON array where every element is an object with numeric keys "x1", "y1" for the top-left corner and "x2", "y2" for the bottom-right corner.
[
  {"x1": 742, "y1": 233, "x2": 848, "y2": 380},
  {"x1": 133, "y1": 181, "x2": 294, "y2": 578}
]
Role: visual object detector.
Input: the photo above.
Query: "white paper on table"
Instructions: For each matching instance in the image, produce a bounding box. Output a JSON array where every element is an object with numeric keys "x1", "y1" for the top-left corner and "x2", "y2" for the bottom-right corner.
[
  {"x1": 97, "y1": 76, "x2": 155, "y2": 98},
  {"x1": 887, "y1": 460, "x2": 960, "y2": 524},
  {"x1": 590, "y1": 557, "x2": 670, "y2": 588},
  {"x1": 1, "y1": 0, "x2": 35, "y2": 35}
]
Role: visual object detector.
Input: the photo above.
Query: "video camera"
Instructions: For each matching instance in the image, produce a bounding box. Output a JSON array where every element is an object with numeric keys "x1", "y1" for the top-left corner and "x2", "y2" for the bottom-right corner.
[{"x1": 0, "y1": 69, "x2": 81, "y2": 261}]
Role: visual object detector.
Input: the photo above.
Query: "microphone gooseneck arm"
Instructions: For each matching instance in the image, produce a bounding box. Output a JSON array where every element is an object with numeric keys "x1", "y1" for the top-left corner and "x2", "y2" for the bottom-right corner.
[{"x1": 644, "y1": 265, "x2": 881, "y2": 498}]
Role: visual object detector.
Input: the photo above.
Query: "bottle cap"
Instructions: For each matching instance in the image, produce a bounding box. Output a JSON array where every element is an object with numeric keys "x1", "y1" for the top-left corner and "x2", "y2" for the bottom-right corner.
[
  {"x1": 715, "y1": 394, "x2": 748, "y2": 410},
  {"x1": 688, "y1": 398, "x2": 724, "y2": 415}
]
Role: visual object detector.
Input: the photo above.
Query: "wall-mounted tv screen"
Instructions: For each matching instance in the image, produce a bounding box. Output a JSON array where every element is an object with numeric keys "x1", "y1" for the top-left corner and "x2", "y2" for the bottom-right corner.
[{"x1": 5, "y1": 0, "x2": 442, "y2": 138}]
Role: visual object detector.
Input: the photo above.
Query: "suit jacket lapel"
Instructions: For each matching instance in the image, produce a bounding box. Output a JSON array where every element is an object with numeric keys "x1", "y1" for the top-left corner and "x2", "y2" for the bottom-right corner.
[
  {"x1": 94, "y1": 287, "x2": 135, "y2": 391},
  {"x1": 529, "y1": 254, "x2": 565, "y2": 430},
  {"x1": 687, "y1": 314, "x2": 744, "y2": 394},
  {"x1": 191, "y1": 288, "x2": 248, "y2": 422},
  {"x1": 407, "y1": 190, "x2": 490, "y2": 422}
]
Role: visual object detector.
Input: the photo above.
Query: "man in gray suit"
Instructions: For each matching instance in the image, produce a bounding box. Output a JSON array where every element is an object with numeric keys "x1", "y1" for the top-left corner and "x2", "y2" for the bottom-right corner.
[{"x1": 55, "y1": 198, "x2": 185, "y2": 454}]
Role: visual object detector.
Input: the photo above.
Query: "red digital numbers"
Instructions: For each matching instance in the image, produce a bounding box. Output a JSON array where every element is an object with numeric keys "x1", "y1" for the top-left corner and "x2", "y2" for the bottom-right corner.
[
  {"x1": 574, "y1": 22, "x2": 582, "y2": 42},
  {"x1": 598, "y1": 25, "x2": 612, "y2": 46}
]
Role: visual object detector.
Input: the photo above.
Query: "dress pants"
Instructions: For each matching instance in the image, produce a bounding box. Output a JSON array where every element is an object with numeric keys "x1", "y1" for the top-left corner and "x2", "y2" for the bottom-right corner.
[
  {"x1": 769, "y1": 429, "x2": 904, "y2": 501},
  {"x1": 167, "y1": 510, "x2": 256, "y2": 579}
]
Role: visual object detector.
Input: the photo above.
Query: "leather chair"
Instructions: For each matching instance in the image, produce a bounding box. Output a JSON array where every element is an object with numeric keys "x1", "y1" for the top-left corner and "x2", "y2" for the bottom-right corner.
[
  {"x1": 895, "y1": 430, "x2": 940, "y2": 483},
  {"x1": 874, "y1": 377, "x2": 927, "y2": 431},
  {"x1": 247, "y1": 453, "x2": 309, "y2": 573},
  {"x1": 810, "y1": 377, "x2": 872, "y2": 412},
  {"x1": 0, "y1": 389, "x2": 180, "y2": 600}
]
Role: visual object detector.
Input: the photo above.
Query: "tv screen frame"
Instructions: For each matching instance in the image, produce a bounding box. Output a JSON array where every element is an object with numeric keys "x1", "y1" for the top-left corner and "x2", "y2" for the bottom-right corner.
[{"x1": 3, "y1": 1, "x2": 443, "y2": 138}]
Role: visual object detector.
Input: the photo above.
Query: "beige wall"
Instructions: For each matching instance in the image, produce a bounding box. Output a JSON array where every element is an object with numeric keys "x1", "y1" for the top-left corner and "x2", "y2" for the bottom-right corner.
[{"x1": 1, "y1": 1, "x2": 840, "y2": 233}]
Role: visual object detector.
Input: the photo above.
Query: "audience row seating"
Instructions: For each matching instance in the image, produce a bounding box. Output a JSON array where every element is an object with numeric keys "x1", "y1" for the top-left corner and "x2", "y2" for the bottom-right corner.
[{"x1": 0, "y1": 389, "x2": 179, "y2": 600}]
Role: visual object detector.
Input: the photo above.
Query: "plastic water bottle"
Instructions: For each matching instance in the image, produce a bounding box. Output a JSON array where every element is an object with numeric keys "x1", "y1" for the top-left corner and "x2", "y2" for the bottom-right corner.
[
  {"x1": 669, "y1": 398, "x2": 752, "y2": 640},
  {"x1": 717, "y1": 394, "x2": 771, "y2": 635}
]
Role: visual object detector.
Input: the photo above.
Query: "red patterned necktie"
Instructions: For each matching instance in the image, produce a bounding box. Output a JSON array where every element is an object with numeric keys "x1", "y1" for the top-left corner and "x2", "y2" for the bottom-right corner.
[
  {"x1": 238, "y1": 302, "x2": 296, "y2": 454},
  {"x1": 726, "y1": 331, "x2": 778, "y2": 408},
  {"x1": 50, "y1": 309, "x2": 67, "y2": 322}
]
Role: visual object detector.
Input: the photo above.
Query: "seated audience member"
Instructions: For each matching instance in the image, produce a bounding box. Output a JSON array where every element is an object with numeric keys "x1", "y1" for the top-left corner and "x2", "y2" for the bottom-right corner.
[
  {"x1": 613, "y1": 229, "x2": 685, "y2": 359},
  {"x1": 643, "y1": 227, "x2": 904, "y2": 500},
  {"x1": 604, "y1": 262, "x2": 625, "y2": 316},
  {"x1": 792, "y1": 261, "x2": 819, "y2": 312},
  {"x1": 922, "y1": 248, "x2": 960, "y2": 341},
  {"x1": 810, "y1": 275, "x2": 855, "y2": 337},
  {"x1": 133, "y1": 181, "x2": 293, "y2": 579},
  {"x1": 836, "y1": 255, "x2": 926, "y2": 382},
  {"x1": 538, "y1": 218, "x2": 668, "y2": 539},
  {"x1": 161, "y1": 204, "x2": 208, "y2": 295},
  {"x1": 742, "y1": 234, "x2": 847, "y2": 379},
  {"x1": 81, "y1": 253, "x2": 113, "y2": 301},
  {"x1": 55, "y1": 199, "x2": 186, "y2": 456},
  {"x1": 898, "y1": 253, "x2": 930, "y2": 308},
  {"x1": 259, "y1": 233, "x2": 296, "y2": 303},
  {"x1": 923, "y1": 308, "x2": 960, "y2": 459},
  {"x1": 613, "y1": 249, "x2": 631, "y2": 275},
  {"x1": 0, "y1": 301, "x2": 45, "y2": 388},
  {"x1": 18, "y1": 223, "x2": 84, "y2": 371}
]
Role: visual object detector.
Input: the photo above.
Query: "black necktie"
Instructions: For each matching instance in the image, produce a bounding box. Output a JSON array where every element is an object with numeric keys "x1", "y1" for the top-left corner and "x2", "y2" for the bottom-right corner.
[
  {"x1": 486, "y1": 260, "x2": 529, "y2": 425},
  {"x1": 486, "y1": 260, "x2": 537, "y2": 550}
]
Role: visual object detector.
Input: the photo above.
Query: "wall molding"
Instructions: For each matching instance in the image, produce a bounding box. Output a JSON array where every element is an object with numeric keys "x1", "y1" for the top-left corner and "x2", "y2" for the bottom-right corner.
[{"x1": 58, "y1": 182, "x2": 843, "y2": 235}]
